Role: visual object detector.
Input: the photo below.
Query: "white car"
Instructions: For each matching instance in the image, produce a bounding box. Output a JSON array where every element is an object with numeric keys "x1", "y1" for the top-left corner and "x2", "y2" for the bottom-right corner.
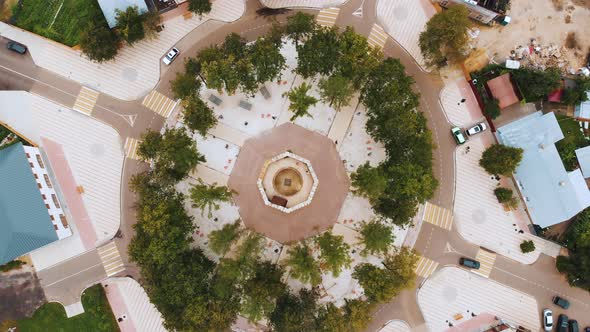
[
  {"x1": 162, "y1": 47, "x2": 179, "y2": 65},
  {"x1": 466, "y1": 122, "x2": 487, "y2": 136},
  {"x1": 543, "y1": 309, "x2": 553, "y2": 331}
]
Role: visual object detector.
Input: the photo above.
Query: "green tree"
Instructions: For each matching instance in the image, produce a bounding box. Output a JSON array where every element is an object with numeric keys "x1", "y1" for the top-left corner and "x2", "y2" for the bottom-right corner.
[
  {"x1": 315, "y1": 232, "x2": 352, "y2": 277},
  {"x1": 285, "y1": 12, "x2": 316, "y2": 46},
  {"x1": 484, "y1": 98, "x2": 501, "y2": 119},
  {"x1": 137, "y1": 128, "x2": 204, "y2": 184},
  {"x1": 208, "y1": 221, "x2": 242, "y2": 255},
  {"x1": 223, "y1": 33, "x2": 247, "y2": 58},
  {"x1": 353, "y1": 247, "x2": 418, "y2": 303},
  {"x1": 316, "y1": 303, "x2": 347, "y2": 332},
  {"x1": 285, "y1": 243, "x2": 322, "y2": 286},
  {"x1": 494, "y1": 187, "x2": 513, "y2": 203},
  {"x1": 511, "y1": 67, "x2": 562, "y2": 102},
  {"x1": 80, "y1": 19, "x2": 120, "y2": 63},
  {"x1": 479, "y1": 144, "x2": 523, "y2": 177},
  {"x1": 249, "y1": 37, "x2": 286, "y2": 85},
  {"x1": 182, "y1": 95, "x2": 217, "y2": 136},
  {"x1": 201, "y1": 56, "x2": 241, "y2": 95},
  {"x1": 283, "y1": 82, "x2": 318, "y2": 121},
  {"x1": 269, "y1": 289, "x2": 319, "y2": 332},
  {"x1": 343, "y1": 299, "x2": 373, "y2": 331},
  {"x1": 351, "y1": 162, "x2": 388, "y2": 204},
  {"x1": 189, "y1": 179, "x2": 234, "y2": 217},
  {"x1": 336, "y1": 26, "x2": 382, "y2": 89},
  {"x1": 188, "y1": 0, "x2": 212, "y2": 16},
  {"x1": 318, "y1": 75, "x2": 355, "y2": 110},
  {"x1": 240, "y1": 261, "x2": 287, "y2": 322},
  {"x1": 385, "y1": 162, "x2": 437, "y2": 202},
  {"x1": 418, "y1": 5, "x2": 471, "y2": 68},
  {"x1": 358, "y1": 220, "x2": 393, "y2": 256},
  {"x1": 557, "y1": 208, "x2": 590, "y2": 290},
  {"x1": 296, "y1": 27, "x2": 339, "y2": 78},
  {"x1": 142, "y1": 10, "x2": 162, "y2": 40},
  {"x1": 115, "y1": 6, "x2": 145, "y2": 45},
  {"x1": 171, "y1": 71, "x2": 201, "y2": 100},
  {"x1": 520, "y1": 240, "x2": 536, "y2": 253},
  {"x1": 562, "y1": 78, "x2": 590, "y2": 105}
]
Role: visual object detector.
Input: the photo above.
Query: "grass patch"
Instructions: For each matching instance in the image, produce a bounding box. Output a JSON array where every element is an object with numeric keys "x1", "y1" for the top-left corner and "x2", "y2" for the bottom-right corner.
[
  {"x1": 17, "y1": 284, "x2": 120, "y2": 332},
  {"x1": 12, "y1": 0, "x2": 108, "y2": 46},
  {"x1": 556, "y1": 114, "x2": 589, "y2": 171}
]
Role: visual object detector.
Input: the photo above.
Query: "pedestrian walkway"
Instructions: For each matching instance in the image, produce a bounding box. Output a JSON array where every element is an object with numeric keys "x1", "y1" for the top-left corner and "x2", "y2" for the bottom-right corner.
[
  {"x1": 142, "y1": 90, "x2": 177, "y2": 118},
  {"x1": 97, "y1": 242, "x2": 125, "y2": 277},
  {"x1": 316, "y1": 7, "x2": 340, "y2": 27},
  {"x1": 376, "y1": 0, "x2": 435, "y2": 70},
  {"x1": 367, "y1": 24, "x2": 388, "y2": 50},
  {"x1": 415, "y1": 256, "x2": 439, "y2": 279},
  {"x1": 190, "y1": 164, "x2": 230, "y2": 186},
  {"x1": 423, "y1": 202, "x2": 453, "y2": 230},
  {"x1": 472, "y1": 248, "x2": 496, "y2": 278},
  {"x1": 439, "y1": 76, "x2": 483, "y2": 126},
  {"x1": 72, "y1": 87, "x2": 99, "y2": 116},
  {"x1": 0, "y1": 0, "x2": 245, "y2": 100},
  {"x1": 124, "y1": 137, "x2": 141, "y2": 160},
  {"x1": 208, "y1": 122, "x2": 249, "y2": 147},
  {"x1": 260, "y1": 0, "x2": 347, "y2": 9}
]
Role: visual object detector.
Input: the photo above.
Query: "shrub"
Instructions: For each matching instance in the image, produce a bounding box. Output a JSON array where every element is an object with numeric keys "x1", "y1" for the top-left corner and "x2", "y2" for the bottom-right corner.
[
  {"x1": 494, "y1": 187, "x2": 513, "y2": 203},
  {"x1": 484, "y1": 98, "x2": 501, "y2": 119},
  {"x1": 520, "y1": 240, "x2": 535, "y2": 253},
  {"x1": 0, "y1": 259, "x2": 25, "y2": 272},
  {"x1": 479, "y1": 144, "x2": 523, "y2": 177},
  {"x1": 358, "y1": 220, "x2": 393, "y2": 256}
]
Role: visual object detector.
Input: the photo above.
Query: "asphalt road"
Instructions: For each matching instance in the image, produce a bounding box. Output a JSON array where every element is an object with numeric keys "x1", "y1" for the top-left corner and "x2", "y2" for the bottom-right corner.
[{"x1": 1, "y1": 0, "x2": 589, "y2": 329}]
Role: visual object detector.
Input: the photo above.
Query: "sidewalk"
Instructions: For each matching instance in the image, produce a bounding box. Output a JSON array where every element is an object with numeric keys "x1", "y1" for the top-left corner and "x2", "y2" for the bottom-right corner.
[
  {"x1": 260, "y1": 0, "x2": 348, "y2": 8},
  {"x1": 0, "y1": 0, "x2": 245, "y2": 101},
  {"x1": 376, "y1": 0, "x2": 435, "y2": 71}
]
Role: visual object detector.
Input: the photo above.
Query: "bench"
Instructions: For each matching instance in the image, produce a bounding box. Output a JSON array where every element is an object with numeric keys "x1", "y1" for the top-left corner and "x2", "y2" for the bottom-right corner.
[
  {"x1": 260, "y1": 86, "x2": 271, "y2": 99},
  {"x1": 208, "y1": 94, "x2": 223, "y2": 106},
  {"x1": 239, "y1": 100, "x2": 252, "y2": 111}
]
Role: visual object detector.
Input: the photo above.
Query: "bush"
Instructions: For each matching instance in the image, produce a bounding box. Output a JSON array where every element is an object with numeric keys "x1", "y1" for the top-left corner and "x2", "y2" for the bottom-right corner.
[
  {"x1": 484, "y1": 98, "x2": 501, "y2": 119},
  {"x1": 520, "y1": 240, "x2": 535, "y2": 253},
  {"x1": 358, "y1": 220, "x2": 393, "y2": 256},
  {"x1": 80, "y1": 19, "x2": 120, "y2": 63},
  {"x1": 0, "y1": 259, "x2": 25, "y2": 272},
  {"x1": 479, "y1": 144, "x2": 523, "y2": 177},
  {"x1": 494, "y1": 187, "x2": 513, "y2": 203}
]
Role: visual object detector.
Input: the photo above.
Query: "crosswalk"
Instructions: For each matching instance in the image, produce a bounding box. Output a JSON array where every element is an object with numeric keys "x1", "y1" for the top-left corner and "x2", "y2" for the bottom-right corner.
[
  {"x1": 73, "y1": 87, "x2": 99, "y2": 115},
  {"x1": 142, "y1": 90, "x2": 177, "y2": 117},
  {"x1": 472, "y1": 248, "x2": 496, "y2": 278},
  {"x1": 423, "y1": 202, "x2": 454, "y2": 230},
  {"x1": 316, "y1": 7, "x2": 340, "y2": 27},
  {"x1": 97, "y1": 242, "x2": 125, "y2": 277},
  {"x1": 124, "y1": 137, "x2": 141, "y2": 160},
  {"x1": 415, "y1": 256, "x2": 439, "y2": 279},
  {"x1": 367, "y1": 24, "x2": 388, "y2": 50}
]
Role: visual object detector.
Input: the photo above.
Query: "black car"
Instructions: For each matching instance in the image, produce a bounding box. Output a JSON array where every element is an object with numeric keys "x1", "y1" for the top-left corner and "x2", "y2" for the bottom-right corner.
[
  {"x1": 569, "y1": 320, "x2": 579, "y2": 332},
  {"x1": 6, "y1": 41, "x2": 27, "y2": 54},
  {"x1": 553, "y1": 295, "x2": 570, "y2": 309},
  {"x1": 459, "y1": 257, "x2": 480, "y2": 269},
  {"x1": 557, "y1": 314, "x2": 569, "y2": 332}
]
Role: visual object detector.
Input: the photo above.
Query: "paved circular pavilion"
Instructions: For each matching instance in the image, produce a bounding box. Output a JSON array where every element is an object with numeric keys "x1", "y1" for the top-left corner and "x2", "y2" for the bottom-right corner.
[{"x1": 228, "y1": 123, "x2": 350, "y2": 243}]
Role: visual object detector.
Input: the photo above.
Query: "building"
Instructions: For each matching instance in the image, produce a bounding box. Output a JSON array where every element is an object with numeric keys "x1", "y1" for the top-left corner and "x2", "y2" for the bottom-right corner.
[
  {"x1": 486, "y1": 73, "x2": 521, "y2": 109},
  {"x1": 439, "y1": 0, "x2": 500, "y2": 25},
  {"x1": 97, "y1": 0, "x2": 149, "y2": 28},
  {"x1": 575, "y1": 145, "x2": 590, "y2": 178},
  {"x1": 0, "y1": 142, "x2": 71, "y2": 264},
  {"x1": 496, "y1": 111, "x2": 590, "y2": 228}
]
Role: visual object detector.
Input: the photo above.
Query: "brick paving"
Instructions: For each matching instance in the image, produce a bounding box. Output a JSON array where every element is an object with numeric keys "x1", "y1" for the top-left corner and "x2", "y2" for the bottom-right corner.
[{"x1": 260, "y1": 0, "x2": 347, "y2": 8}]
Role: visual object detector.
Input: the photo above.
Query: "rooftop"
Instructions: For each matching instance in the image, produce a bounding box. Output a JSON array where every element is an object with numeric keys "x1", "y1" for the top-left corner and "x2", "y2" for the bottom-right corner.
[
  {"x1": 486, "y1": 73, "x2": 520, "y2": 109},
  {"x1": 496, "y1": 111, "x2": 590, "y2": 227},
  {"x1": 575, "y1": 145, "x2": 590, "y2": 178},
  {"x1": 0, "y1": 143, "x2": 58, "y2": 264},
  {"x1": 574, "y1": 91, "x2": 590, "y2": 120}
]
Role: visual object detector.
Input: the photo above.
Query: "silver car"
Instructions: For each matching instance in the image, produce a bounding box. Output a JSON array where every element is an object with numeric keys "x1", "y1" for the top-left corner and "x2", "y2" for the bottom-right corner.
[
  {"x1": 543, "y1": 309, "x2": 553, "y2": 331},
  {"x1": 162, "y1": 47, "x2": 179, "y2": 65},
  {"x1": 466, "y1": 122, "x2": 487, "y2": 136}
]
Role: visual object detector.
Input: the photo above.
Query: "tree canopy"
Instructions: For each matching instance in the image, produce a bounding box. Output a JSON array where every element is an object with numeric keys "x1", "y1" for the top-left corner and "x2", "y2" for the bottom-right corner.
[
  {"x1": 283, "y1": 82, "x2": 318, "y2": 121},
  {"x1": 511, "y1": 67, "x2": 562, "y2": 102},
  {"x1": 351, "y1": 162, "x2": 388, "y2": 204},
  {"x1": 557, "y1": 208, "x2": 590, "y2": 290},
  {"x1": 318, "y1": 74, "x2": 355, "y2": 111},
  {"x1": 182, "y1": 94, "x2": 217, "y2": 136},
  {"x1": 189, "y1": 179, "x2": 234, "y2": 217},
  {"x1": 188, "y1": 0, "x2": 212, "y2": 16},
  {"x1": 358, "y1": 220, "x2": 394, "y2": 257},
  {"x1": 208, "y1": 221, "x2": 242, "y2": 255},
  {"x1": 315, "y1": 232, "x2": 352, "y2": 277},
  {"x1": 80, "y1": 18, "x2": 120, "y2": 63},
  {"x1": 419, "y1": 5, "x2": 471, "y2": 68},
  {"x1": 285, "y1": 12, "x2": 316, "y2": 46},
  {"x1": 285, "y1": 243, "x2": 322, "y2": 286},
  {"x1": 479, "y1": 144, "x2": 523, "y2": 177},
  {"x1": 115, "y1": 6, "x2": 145, "y2": 45}
]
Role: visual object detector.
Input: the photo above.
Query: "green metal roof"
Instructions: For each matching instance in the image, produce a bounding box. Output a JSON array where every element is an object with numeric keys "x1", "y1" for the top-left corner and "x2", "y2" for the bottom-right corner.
[{"x1": 0, "y1": 142, "x2": 58, "y2": 264}]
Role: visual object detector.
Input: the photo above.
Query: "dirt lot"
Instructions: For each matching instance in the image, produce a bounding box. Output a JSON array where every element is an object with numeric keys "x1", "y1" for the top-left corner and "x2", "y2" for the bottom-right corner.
[
  {"x1": 0, "y1": 263, "x2": 46, "y2": 322},
  {"x1": 476, "y1": 0, "x2": 590, "y2": 69}
]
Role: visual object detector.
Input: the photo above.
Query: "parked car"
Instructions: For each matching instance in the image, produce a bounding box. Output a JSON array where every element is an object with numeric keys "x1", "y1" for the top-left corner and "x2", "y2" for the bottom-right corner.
[
  {"x1": 6, "y1": 41, "x2": 27, "y2": 54},
  {"x1": 553, "y1": 295, "x2": 570, "y2": 309},
  {"x1": 451, "y1": 127, "x2": 466, "y2": 145},
  {"x1": 162, "y1": 47, "x2": 179, "y2": 65},
  {"x1": 583, "y1": 326, "x2": 590, "y2": 332},
  {"x1": 542, "y1": 309, "x2": 553, "y2": 331},
  {"x1": 466, "y1": 122, "x2": 487, "y2": 136},
  {"x1": 569, "y1": 320, "x2": 579, "y2": 332},
  {"x1": 459, "y1": 257, "x2": 480, "y2": 269},
  {"x1": 557, "y1": 314, "x2": 569, "y2": 332}
]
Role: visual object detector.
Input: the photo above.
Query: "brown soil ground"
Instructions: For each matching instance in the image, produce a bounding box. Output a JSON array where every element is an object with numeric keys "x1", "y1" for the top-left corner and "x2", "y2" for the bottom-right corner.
[{"x1": 476, "y1": 0, "x2": 590, "y2": 69}]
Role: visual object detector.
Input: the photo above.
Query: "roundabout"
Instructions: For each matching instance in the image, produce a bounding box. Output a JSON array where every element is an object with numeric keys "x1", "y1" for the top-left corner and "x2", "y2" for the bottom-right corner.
[{"x1": 228, "y1": 123, "x2": 349, "y2": 243}]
